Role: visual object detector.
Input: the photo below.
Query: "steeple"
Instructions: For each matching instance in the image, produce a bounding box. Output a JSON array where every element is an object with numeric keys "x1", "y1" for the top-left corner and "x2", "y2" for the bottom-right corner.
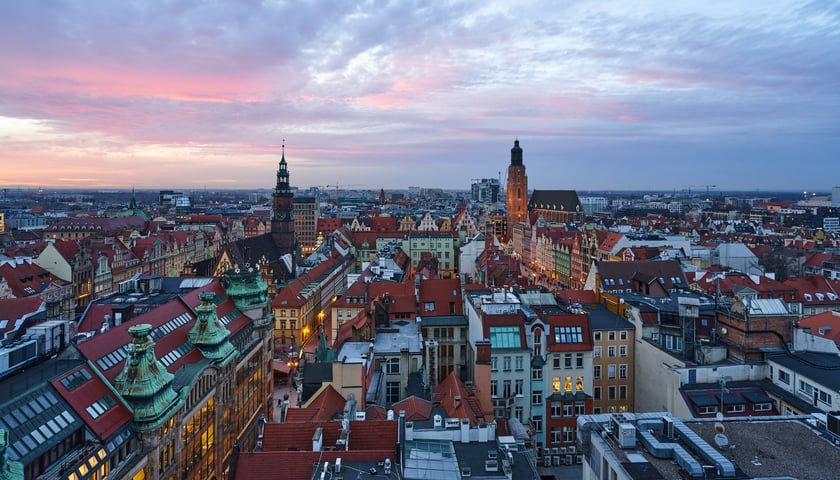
[
  {"x1": 129, "y1": 186, "x2": 137, "y2": 210},
  {"x1": 113, "y1": 324, "x2": 179, "y2": 430},
  {"x1": 510, "y1": 138, "x2": 523, "y2": 166},
  {"x1": 275, "y1": 143, "x2": 290, "y2": 194},
  {"x1": 271, "y1": 141, "x2": 297, "y2": 277},
  {"x1": 505, "y1": 138, "x2": 528, "y2": 242},
  {"x1": 189, "y1": 292, "x2": 237, "y2": 364}
]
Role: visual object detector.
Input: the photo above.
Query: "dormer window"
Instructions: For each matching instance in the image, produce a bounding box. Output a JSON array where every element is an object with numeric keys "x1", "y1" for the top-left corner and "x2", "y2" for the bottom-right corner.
[{"x1": 803, "y1": 293, "x2": 812, "y2": 302}]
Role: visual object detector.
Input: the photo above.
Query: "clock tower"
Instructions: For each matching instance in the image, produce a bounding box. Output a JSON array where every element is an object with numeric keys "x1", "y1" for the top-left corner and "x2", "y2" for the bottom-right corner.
[
  {"x1": 271, "y1": 144, "x2": 297, "y2": 269},
  {"x1": 505, "y1": 139, "x2": 528, "y2": 242}
]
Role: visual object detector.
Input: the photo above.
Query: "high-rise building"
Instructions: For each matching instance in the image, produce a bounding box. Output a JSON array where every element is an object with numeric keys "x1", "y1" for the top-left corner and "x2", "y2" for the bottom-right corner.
[
  {"x1": 505, "y1": 139, "x2": 528, "y2": 242},
  {"x1": 293, "y1": 196, "x2": 319, "y2": 255},
  {"x1": 471, "y1": 178, "x2": 500, "y2": 203}
]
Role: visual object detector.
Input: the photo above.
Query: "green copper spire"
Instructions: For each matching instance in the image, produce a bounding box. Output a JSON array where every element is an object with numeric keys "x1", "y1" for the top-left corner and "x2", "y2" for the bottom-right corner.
[
  {"x1": 0, "y1": 430, "x2": 23, "y2": 480},
  {"x1": 189, "y1": 292, "x2": 237, "y2": 364},
  {"x1": 223, "y1": 267, "x2": 269, "y2": 313},
  {"x1": 114, "y1": 324, "x2": 180, "y2": 430}
]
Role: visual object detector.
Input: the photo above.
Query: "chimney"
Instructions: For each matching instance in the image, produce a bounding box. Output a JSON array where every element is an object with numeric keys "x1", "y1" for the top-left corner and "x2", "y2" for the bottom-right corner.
[{"x1": 312, "y1": 427, "x2": 323, "y2": 451}]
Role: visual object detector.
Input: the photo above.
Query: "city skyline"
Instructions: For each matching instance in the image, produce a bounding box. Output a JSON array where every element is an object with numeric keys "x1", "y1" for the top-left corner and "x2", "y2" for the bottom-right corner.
[{"x1": 1, "y1": 1, "x2": 838, "y2": 192}]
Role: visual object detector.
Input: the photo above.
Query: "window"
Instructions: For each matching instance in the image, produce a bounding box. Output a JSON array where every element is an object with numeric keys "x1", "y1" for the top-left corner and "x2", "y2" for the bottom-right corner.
[
  {"x1": 576, "y1": 353, "x2": 584, "y2": 368},
  {"x1": 492, "y1": 357, "x2": 498, "y2": 371},
  {"x1": 563, "y1": 403, "x2": 573, "y2": 417},
  {"x1": 564, "y1": 353, "x2": 572, "y2": 368},
  {"x1": 619, "y1": 385, "x2": 627, "y2": 400},
  {"x1": 608, "y1": 331, "x2": 616, "y2": 341},
  {"x1": 594, "y1": 332, "x2": 601, "y2": 341},
  {"x1": 551, "y1": 402, "x2": 562, "y2": 418},
  {"x1": 608, "y1": 346, "x2": 616, "y2": 357},
  {"x1": 491, "y1": 380, "x2": 498, "y2": 397},
  {"x1": 532, "y1": 390, "x2": 543, "y2": 405},
  {"x1": 593, "y1": 365, "x2": 601, "y2": 379},
  {"x1": 515, "y1": 356, "x2": 524, "y2": 370},
  {"x1": 608, "y1": 365, "x2": 616, "y2": 379},
  {"x1": 594, "y1": 346, "x2": 602, "y2": 358},
  {"x1": 608, "y1": 386, "x2": 616, "y2": 400},
  {"x1": 532, "y1": 368, "x2": 543, "y2": 381},
  {"x1": 754, "y1": 403, "x2": 772, "y2": 412},
  {"x1": 699, "y1": 406, "x2": 718, "y2": 414},
  {"x1": 386, "y1": 382, "x2": 400, "y2": 404},
  {"x1": 514, "y1": 405, "x2": 523, "y2": 422},
  {"x1": 619, "y1": 345, "x2": 627, "y2": 357},
  {"x1": 727, "y1": 404, "x2": 745, "y2": 413},
  {"x1": 777, "y1": 369, "x2": 790, "y2": 385},
  {"x1": 551, "y1": 428, "x2": 563, "y2": 444},
  {"x1": 619, "y1": 364, "x2": 627, "y2": 379},
  {"x1": 799, "y1": 380, "x2": 814, "y2": 396},
  {"x1": 554, "y1": 326, "x2": 583, "y2": 343},
  {"x1": 563, "y1": 426, "x2": 575, "y2": 443},
  {"x1": 552, "y1": 356, "x2": 561, "y2": 369},
  {"x1": 575, "y1": 401, "x2": 585, "y2": 415},
  {"x1": 620, "y1": 331, "x2": 628, "y2": 340},
  {"x1": 503, "y1": 356, "x2": 511, "y2": 371},
  {"x1": 503, "y1": 380, "x2": 511, "y2": 397},
  {"x1": 818, "y1": 389, "x2": 833, "y2": 406},
  {"x1": 594, "y1": 387, "x2": 601, "y2": 400},
  {"x1": 386, "y1": 358, "x2": 400, "y2": 375},
  {"x1": 564, "y1": 376, "x2": 573, "y2": 392},
  {"x1": 515, "y1": 379, "x2": 524, "y2": 396},
  {"x1": 424, "y1": 302, "x2": 435, "y2": 312}
]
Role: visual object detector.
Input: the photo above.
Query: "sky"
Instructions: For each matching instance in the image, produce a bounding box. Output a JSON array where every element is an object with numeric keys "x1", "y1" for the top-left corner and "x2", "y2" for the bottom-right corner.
[{"x1": 0, "y1": 1, "x2": 838, "y2": 192}]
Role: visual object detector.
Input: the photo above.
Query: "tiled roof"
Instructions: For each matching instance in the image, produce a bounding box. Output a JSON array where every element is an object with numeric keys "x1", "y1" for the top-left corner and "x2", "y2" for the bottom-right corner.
[
  {"x1": 418, "y1": 278, "x2": 462, "y2": 316},
  {"x1": 392, "y1": 396, "x2": 433, "y2": 421},
  {"x1": 432, "y1": 372, "x2": 487, "y2": 425},
  {"x1": 234, "y1": 450, "x2": 394, "y2": 480},
  {"x1": 76, "y1": 280, "x2": 248, "y2": 382},
  {"x1": 0, "y1": 297, "x2": 44, "y2": 334},
  {"x1": 0, "y1": 258, "x2": 56, "y2": 297},
  {"x1": 51, "y1": 363, "x2": 133, "y2": 440},
  {"x1": 297, "y1": 384, "x2": 347, "y2": 421}
]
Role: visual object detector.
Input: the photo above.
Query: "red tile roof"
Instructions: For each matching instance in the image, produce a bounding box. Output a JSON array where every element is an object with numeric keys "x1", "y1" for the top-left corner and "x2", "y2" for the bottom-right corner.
[
  {"x1": 0, "y1": 258, "x2": 57, "y2": 297},
  {"x1": 392, "y1": 396, "x2": 433, "y2": 421},
  {"x1": 235, "y1": 450, "x2": 394, "y2": 480},
  {"x1": 433, "y1": 372, "x2": 488, "y2": 425},
  {"x1": 800, "y1": 311, "x2": 840, "y2": 345},
  {"x1": 51, "y1": 363, "x2": 133, "y2": 440},
  {"x1": 76, "y1": 280, "x2": 248, "y2": 381},
  {"x1": 0, "y1": 297, "x2": 44, "y2": 334},
  {"x1": 418, "y1": 278, "x2": 462, "y2": 316},
  {"x1": 262, "y1": 420, "x2": 397, "y2": 453}
]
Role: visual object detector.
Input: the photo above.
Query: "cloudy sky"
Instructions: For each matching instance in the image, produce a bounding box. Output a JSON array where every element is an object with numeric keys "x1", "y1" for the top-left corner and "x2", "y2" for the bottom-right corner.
[{"x1": 1, "y1": 1, "x2": 837, "y2": 192}]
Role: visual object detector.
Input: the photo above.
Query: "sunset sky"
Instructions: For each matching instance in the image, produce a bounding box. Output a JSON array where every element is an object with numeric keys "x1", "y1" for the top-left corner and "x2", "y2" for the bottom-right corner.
[{"x1": 1, "y1": 1, "x2": 837, "y2": 192}]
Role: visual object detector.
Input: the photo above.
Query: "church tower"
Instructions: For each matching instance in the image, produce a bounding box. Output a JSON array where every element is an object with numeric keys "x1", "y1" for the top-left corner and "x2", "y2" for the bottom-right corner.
[
  {"x1": 271, "y1": 144, "x2": 297, "y2": 271},
  {"x1": 505, "y1": 139, "x2": 528, "y2": 242}
]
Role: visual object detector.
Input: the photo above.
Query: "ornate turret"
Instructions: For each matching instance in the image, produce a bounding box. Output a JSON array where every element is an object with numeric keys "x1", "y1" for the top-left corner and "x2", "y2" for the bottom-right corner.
[
  {"x1": 223, "y1": 266, "x2": 269, "y2": 321},
  {"x1": 189, "y1": 292, "x2": 237, "y2": 364},
  {"x1": 114, "y1": 324, "x2": 179, "y2": 430},
  {"x1": 0, "y1": 429, "x2": 23, "y2": 480}
]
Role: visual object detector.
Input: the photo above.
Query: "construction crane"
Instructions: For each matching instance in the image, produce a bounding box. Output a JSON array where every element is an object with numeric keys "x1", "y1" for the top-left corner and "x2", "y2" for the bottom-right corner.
[
  {"x1": 320, "y1": 182, "x2": 364, "y2": 205},
  {"x1": 682, "y1": 184, "x2": 716, "y2": 196}
]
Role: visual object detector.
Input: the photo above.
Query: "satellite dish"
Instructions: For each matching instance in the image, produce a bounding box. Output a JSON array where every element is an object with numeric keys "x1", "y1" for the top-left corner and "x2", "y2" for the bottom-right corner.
[
  {"x1": 720, "y1": 327, "x2": 728, "y2": 335},
  {"x1": 716, "y1": 412, "x2": 724, "y2": 421},
  {"x1": 714, "y1": 433, "x2": 729, "y2": 448}
]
